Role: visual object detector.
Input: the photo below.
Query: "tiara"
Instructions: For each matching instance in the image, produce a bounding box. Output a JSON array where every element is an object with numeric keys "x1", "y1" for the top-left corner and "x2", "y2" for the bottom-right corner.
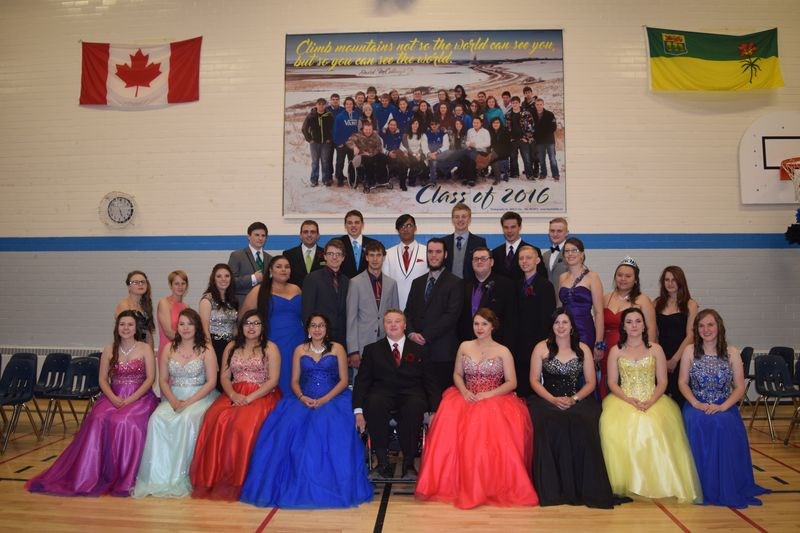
[{"x1": 619, "y1": 256, "x2": 638, "y2": 267}]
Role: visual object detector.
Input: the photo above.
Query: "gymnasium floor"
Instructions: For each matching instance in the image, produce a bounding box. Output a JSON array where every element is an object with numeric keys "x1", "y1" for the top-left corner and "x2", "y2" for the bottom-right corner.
[{"x1": 1, "y1": 403, "x2": 798, "y2": 533}]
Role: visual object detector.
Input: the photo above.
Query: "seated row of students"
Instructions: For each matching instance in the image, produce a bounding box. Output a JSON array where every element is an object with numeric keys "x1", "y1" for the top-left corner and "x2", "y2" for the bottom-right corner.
[{"x1": 27, "y1": 304, "x2": 768, "y2": 511}]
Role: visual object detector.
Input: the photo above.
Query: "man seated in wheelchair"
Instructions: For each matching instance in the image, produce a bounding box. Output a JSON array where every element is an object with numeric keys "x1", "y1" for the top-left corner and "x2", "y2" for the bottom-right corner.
[{"x1": 347, "y1": 122, "x2": 388, "y2": 191}]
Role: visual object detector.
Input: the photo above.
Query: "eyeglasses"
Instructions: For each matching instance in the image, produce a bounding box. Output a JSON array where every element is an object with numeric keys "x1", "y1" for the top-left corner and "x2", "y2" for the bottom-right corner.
[
  {"x1": 324, "y1": 252, "x2": 343, "y2": 258},
  {"x1": 309, "y1": 323, "x2": 326, "y2": 329},
  {"x1": 563, "y1": 248, "x2": 581, "y2": 254},
  {"x1": 128, "y1": 280, "x2": 147, "y2": 286},
  {"x1": 399, "y1": 223, "x2": 415, "y2": 230},
  {"x1": 472, "y1": 256, "x2": 491, "y2": 263},
  {"x1": 244, "y1": 321, "x2": 262, "y2": 327}
]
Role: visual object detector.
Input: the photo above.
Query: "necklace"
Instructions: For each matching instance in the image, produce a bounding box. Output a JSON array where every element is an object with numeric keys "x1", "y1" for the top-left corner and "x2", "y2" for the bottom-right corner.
[
  {"x1": 615, "y1": 290, "x2": 631, "y2": 301},
  {"x1": 309, "y1": 343, "x2": 325, "y2": 354},
  {"x1": 119, "y1": 342, "x2": 136, "y2": 358},
  {"x1": 176, "y1": 346, "x2": 195, "y2": 359}
]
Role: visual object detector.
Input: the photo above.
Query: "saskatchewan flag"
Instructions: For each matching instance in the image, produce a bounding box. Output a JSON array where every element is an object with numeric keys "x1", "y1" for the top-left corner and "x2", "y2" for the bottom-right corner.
[{"x1": 646, "y1": 27, "x2": 783, "y2": 91}]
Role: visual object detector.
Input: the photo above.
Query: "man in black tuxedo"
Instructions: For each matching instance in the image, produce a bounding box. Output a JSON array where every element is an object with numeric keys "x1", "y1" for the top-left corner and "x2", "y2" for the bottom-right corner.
[
  {"x1": 442, "y1": 203, "x2": 487, "y2": 284},
  {"x1": 338, "y1": 209, "x2": 378, "y2": 279},
  {"x1": 458, "y1": 246, "x2": 516, "y2": 348},
  {"x1": 301, "y1": 239, "x2": 349, "y2": 347},
  {"x1": 404, "y1": 237, "x2": 463, "y2": 392},
  {"x1": 353, "y1": 310, "x2": 440, "y2": 480},
  {"x1": 491, "y1": 210, "x2": 546, "y2": 280},
  {"x1": 283, "y1": 220, "x2": 324, "y2": 288},
  {"x1": 228, "y1": 221, "x2": 271, "y2": 306}
]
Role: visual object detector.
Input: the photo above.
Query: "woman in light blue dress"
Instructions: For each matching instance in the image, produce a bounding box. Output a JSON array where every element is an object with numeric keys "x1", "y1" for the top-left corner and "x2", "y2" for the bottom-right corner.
[{"x1": 133, "y1": 308, "x2": 219, "y2": 497}]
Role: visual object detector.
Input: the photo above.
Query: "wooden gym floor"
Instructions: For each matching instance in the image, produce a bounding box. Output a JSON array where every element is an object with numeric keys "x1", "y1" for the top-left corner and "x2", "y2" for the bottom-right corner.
[{"x1": 1, "y1": 402, "x2": 798, "y2": 533}]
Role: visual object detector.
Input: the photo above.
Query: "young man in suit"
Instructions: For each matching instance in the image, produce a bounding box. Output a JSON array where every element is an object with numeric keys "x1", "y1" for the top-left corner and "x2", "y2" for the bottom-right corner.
[
  {"x1": 301, "y1": 239, "x2": 349, "y2": 347},
  {"x1": 382, "y1": 214, "x2": 428, "y2": 310},
  {"x1": 353, "y1": 310, "x2": 441, "y2": 480},
  {"x1": 228, "y1": 221, "x2": 271, "y2": 306},
  {"x1": 339, "y1": 209, "x2": 378, "y2": 279},
  {"x1": 283, "y1": 220, "x2": 324, "y2": 288},
  {"x1": 346, "y1": 240, "x2": 399, "y2": 374},
  {"x1": 542, "y1": 217, "x2": 569, "y2": 289},
  {"x1": 404, "y1": 238, "x2": 463, "y2": 392},
  {"x1": 458, "y1": 246, "x2": 516, "y2": 349},
  {"x1": 491, "y1": 210, "x2": 546, "y2": 280},
  {"x1": 442, "y1": 203, "x2": 487, "y2": 283}
]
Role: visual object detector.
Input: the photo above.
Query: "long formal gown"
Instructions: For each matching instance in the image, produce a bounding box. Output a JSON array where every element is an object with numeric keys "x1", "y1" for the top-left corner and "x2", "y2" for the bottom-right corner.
[
  {"x1": 157, "y1": 299, "x2": 187, "y2": 359},
  {"x1": 190, "y1": 353, "x2": 281, "y2": 500},
  {"x1": 201, "y1": 293, "x2": 237, "y2": 391},
  {"x1": 241, "y1": 353, "x2": 373, "y2": 508},
  {"x1": 559, "y1": 285, "x2": 595, "y2": 349},
  {"x1": 26, "y1": 358, "x2": 159, "y2": 496},
  {"x1": 415, "y1": 355, "x2": 538, "y2": 509},
  {"x1": 133, "y1": 358, "x2": 219, "y2": 498},
  {"x1": 528, "y1": 357, "x2": 614, "y2": 508},
  {"x1": 657, "y1": 311, "x2": 688, "y2": 406},
  {"x1": 682, "y1": 354, "x2": 770, "y2": 508},
  {"x1": 599, "y1": 308, "x2": 622, "y2": 399},
  {"x1": 599, "y1": 355, "x2": 701, "y2": 503},
  {"x1": 268, "y1": 294, "x2": 305, "y2": 394}
]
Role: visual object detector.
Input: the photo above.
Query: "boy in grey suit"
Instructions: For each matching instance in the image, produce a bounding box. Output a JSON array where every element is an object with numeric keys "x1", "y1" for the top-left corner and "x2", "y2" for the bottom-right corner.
[{"x1": 228, "y1": 221, "x2": 271, "y2": 306}]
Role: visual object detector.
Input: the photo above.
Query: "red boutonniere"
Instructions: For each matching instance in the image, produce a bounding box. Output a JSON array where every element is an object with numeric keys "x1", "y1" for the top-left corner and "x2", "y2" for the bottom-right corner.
[
  {"x1": 404, "y1": 353, "x2": 417, "y2": 364},
  {"x1": 525, "y1": 284, "x2": 535, "y2": 297}
]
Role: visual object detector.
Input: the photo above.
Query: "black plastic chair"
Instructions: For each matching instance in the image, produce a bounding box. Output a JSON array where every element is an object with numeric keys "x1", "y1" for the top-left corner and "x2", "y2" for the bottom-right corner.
[
  {"x1": 0, "y1": 356, "x2": 41, "y2": 454},
  {"x1": 739, "y1": 347, "x2": 756, "y2": 408},
  {"x1": 749, "y1": 354, "x2": 800, "y2": 441},
  {"x1": 32, "y1": 353, "x2": 71, "y2": 431},
  {"x1": 40, "y1": 357, "x2": 100, "y2": 435},
  {"x1": 768, "y1": 346, "x2": 796, "y2": 382}
]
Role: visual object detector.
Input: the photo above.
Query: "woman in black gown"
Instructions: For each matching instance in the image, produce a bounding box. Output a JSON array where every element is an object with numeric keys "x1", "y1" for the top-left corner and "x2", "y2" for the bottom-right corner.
[{"x1": 527, "y1": 307, "x2": 614, "y2": 508}]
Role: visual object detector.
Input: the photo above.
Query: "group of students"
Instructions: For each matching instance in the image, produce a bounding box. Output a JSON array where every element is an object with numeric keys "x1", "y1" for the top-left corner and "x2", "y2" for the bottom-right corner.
[
  {"x1": 24, "y1": 208, "x2": 769, "y2": 512},
  {"x1": 302, "y1": 84, "x2": 559, "y2": 190}
]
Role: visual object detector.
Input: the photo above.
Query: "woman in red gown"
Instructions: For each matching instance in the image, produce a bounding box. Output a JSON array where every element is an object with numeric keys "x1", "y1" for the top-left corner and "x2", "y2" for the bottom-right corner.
[
  {"x1": 190, "y1": 309, "x2": 281, "y2": 500},
  {"x1": 415, "y1": 308, "x2": 538, "y2": 509}
]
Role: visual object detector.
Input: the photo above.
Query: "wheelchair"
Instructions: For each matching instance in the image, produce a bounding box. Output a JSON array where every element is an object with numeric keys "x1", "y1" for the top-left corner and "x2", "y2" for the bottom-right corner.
[{"x1": 362, "y1": 411, "x2": 430, "y2": 483}]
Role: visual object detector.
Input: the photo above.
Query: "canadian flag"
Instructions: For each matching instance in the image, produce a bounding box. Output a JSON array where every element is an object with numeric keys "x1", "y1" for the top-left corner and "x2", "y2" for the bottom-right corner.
[{"x1": 80, "y1": 36, "x2": 201, "y2": 107}]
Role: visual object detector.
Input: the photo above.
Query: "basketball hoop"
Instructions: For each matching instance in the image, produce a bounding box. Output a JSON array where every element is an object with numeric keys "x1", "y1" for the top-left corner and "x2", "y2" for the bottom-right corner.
[{"x1": 780, "y1": 157, "x2": 800, "y2": 202}]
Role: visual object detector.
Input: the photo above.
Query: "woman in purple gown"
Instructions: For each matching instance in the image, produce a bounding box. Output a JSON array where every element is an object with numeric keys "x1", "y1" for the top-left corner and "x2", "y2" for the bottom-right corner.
[{"x1": 27, "y1": 310, "x2": 159, "y2": 496}]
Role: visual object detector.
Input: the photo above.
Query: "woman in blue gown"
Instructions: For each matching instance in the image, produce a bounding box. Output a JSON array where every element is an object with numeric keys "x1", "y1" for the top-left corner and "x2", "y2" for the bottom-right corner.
[
  {"x1": 678, "y1": 309, "x2": 770, "y2": 508},
  {"x1": 241, "y1": 313, "x2": 372, "y2": 509},
  {"x1": 241, "y1": 255, "x2": 305, "y2": 395},
  {"x1": 133, "y1": 308, "x2": 219, "y2": 498}
]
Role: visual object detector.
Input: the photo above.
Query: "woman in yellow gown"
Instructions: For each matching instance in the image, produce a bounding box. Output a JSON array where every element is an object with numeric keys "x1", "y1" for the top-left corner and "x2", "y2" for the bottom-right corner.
[{"x1": 599, "y1": 307, "x2": 701, "y2": 503}]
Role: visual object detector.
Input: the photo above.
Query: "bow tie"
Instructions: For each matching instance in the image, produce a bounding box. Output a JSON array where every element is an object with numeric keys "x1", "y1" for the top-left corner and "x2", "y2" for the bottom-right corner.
[{"x1": 550, "y1": 245, "x2": 560, "y2": 253}]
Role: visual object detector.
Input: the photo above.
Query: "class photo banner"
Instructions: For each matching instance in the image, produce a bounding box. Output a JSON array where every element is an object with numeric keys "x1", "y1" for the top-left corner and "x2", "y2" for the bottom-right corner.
[
  {"x1": 646, "y1": 27, "x2": 783, "y2": 91},
  {"x1": 283, "y1": 30, "x2": 565, "y2": 216}
]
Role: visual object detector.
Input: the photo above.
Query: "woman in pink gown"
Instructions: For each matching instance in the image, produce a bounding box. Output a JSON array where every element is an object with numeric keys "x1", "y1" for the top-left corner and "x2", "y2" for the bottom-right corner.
[
  {"x1": 26, "y1": 310, "x2": 159, "y2": 496},
  {"x1": 156, "y1": 270, "x2": 189, "y2": 360},
  {"x1": 416, "y1": 308, "x2": 538, "y2": 509}
]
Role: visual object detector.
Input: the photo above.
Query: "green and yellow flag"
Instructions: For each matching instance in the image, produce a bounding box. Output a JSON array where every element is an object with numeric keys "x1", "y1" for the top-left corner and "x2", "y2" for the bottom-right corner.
[{"x1": 646, "y1": 27, "x2": 783, "y2": 91}]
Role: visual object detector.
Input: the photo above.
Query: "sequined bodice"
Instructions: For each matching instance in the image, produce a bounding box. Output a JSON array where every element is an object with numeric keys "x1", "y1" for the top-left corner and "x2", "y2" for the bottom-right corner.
[
  {"x1": 231, "y1": 353, "x2": 268, "y2": 384},
  {"x1": 542, "y1": 356, "x2": 582, "y2": 397},
  {"x1": 618, "y1": 355, "x2": 656, "y2": 401},
  {"x1": 202, "y1": 293, "x2": 237, "y2": 339},
  {"x1": 113, "y1": 358, "x2": 147, "y2": 385},
  {"x1": 299, "y1": 354, "x2": 339, "y2": 398},
  {"x1": 168, "y1": 358, "x2": 207, "y2": 387},
  {"x1": 689, "y1": 355, "x2": 733, "y2": 405},
  {"x1": 462, "y1": 356, "x2": 505, "y2": 393}
]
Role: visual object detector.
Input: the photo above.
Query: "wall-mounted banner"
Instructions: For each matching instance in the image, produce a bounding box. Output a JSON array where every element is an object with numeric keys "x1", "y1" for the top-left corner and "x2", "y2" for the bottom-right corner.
[{"x1": 283, "y1": 30, "x2": 565, "y2": 216}]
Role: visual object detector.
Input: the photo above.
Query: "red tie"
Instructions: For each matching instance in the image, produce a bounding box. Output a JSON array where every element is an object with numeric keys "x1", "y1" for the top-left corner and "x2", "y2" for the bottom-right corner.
[
  {"x1": 402, "y1": 245, "x2": 411, "y2": 271},
  {"x1": 393, "y1": 343, "x2": 401, "y2": 366}
]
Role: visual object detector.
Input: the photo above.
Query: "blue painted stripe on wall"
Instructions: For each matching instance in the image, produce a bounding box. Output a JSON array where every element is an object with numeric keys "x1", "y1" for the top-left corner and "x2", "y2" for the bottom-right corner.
[{"x1": 0, "y1": 233, "x2": 795, "y2": 252}]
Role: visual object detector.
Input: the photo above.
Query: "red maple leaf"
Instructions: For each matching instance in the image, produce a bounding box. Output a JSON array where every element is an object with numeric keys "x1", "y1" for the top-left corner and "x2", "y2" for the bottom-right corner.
[{"x1": 115, "y1": 49, "x2": 162, "y2": 97}]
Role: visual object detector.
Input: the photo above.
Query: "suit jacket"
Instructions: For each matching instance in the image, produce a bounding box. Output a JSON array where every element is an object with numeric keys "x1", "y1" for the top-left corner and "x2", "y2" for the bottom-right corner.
[
  {"x1": 228, "y1": 247, "x2": 272, "y2": 305},
  {"x1": 491, "y1": 240, "x2": 547, "y2": 280},
  {"x1": 284, "y1": 244, "x2": 324, "y2": 288},
  {"x1": 352, "y1": 337, "x2": 441, "y2": 412},
  {"x1": 458, "y1": 273, "x2": 516, "y2": 348},
  {"x1": 442, "y1": 232, "x2": 487, "y2": 283},
  {"x1": 338, "y1": 234, "x2": 379, "y2": 279},
  {"x1": 301, "y1": 268, "x2": 349, "y2": 346},
  {"x1": 513, "y1": 273, "x2": 556, "y2": 396},
  {"x1": 346, "y1": 271, "x2": 400, "y2": 355},
  {"x1": 382, "y1": 241, "x2": 428, "y2": 310},
  {"x1": 404, "y1": 270, "x2": 463, "y2": 363},
  {"x1": 542, "y1": 247, "x2": 568, "y2": 289}
]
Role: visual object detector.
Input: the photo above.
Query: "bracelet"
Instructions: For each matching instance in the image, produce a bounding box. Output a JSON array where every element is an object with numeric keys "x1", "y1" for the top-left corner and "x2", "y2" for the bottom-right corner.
[{"x1": 595, "y1": 341, "x2": 607, "y2": 351}]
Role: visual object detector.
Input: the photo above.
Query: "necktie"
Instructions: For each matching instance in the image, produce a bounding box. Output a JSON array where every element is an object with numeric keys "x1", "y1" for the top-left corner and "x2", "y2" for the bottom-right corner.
[
  {"x1": 471, "y1": 282, "x2": 484, "y2": 316},
  {"x1": 353, "y1": 240, "x2": 361, "y2": 268},
  {"x1": 505, "y1": 245, "x2": 514, "y2": 270},
  {"x1": 550, "y1": 245, "x2": 560, "y2": 253},
  {"x1": 331, "y1": 270, "x2": 339, "y2": 293},
  {"x1": 456, "y1": 236, "x2": 463, "y2": 251},
  {"x1": 393, "y1": 343, "x2": 401, "y2": 366},
  {"x1": 255, "y1": 251, "x2": 264, "y2": 271},
  {"x1": 424, "y1": 276, "x2": 435, "y2": 304},
  {"x1": 305, "y1": 249, "x2": 313, "y2": 273},
  {"x1": 373, "y1": 277, "x2": 382, "y2": 308},
  {"x1": 402, "y1": 245, "x2": 411, "y2": 271}
]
